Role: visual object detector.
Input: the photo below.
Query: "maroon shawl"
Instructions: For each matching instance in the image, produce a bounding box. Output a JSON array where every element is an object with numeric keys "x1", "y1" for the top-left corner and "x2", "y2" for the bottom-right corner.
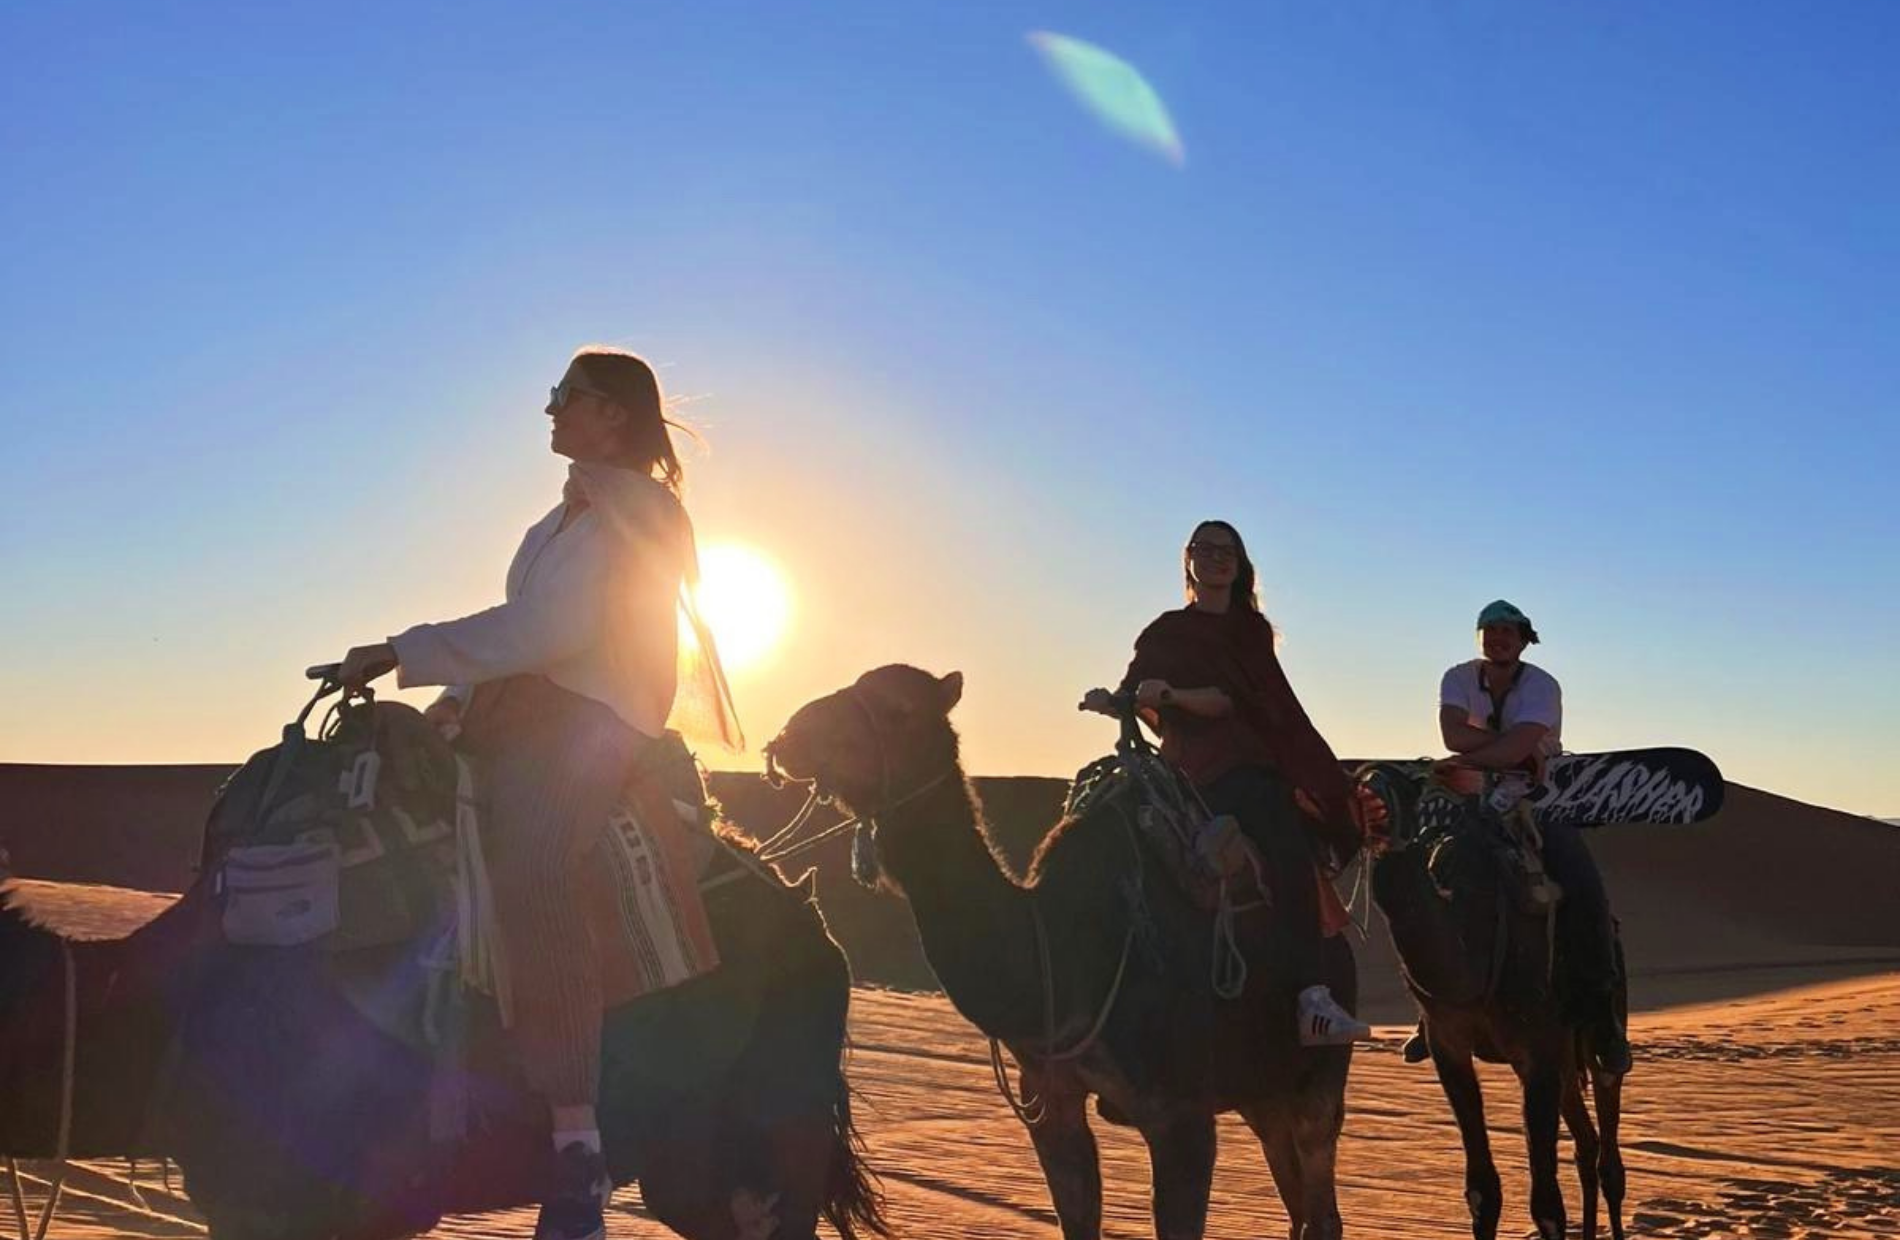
[{"x1": 1119, "y1": 606, "x2": 1354, "y2": 838}]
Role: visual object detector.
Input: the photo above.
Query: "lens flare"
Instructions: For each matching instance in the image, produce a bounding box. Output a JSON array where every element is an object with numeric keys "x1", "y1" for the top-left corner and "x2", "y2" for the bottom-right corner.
[{"x1": 1027, "y1": 31, "x2": 1185, "y2": 167}]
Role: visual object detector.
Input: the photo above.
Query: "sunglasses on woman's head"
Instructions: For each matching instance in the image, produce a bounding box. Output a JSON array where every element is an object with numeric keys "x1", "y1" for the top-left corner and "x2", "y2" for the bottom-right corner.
[
  {"x1": 1188, "y1": 541, "x2": 1239, "y2": 561},
  {"x1": 547, "y1": 379, "x2": 617, "y2": 414}
]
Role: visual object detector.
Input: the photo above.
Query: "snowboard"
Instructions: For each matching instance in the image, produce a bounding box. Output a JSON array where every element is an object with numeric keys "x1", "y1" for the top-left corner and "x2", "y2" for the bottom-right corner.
[{"x1": 1526, "y1": 747, "x2": 1725, "y2": 828}]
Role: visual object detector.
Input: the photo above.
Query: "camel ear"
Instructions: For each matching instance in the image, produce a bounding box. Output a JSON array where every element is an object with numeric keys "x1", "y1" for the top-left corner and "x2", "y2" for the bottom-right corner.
[{"x1": 938, "y1": 671, "x2": 964, "y2": 713}]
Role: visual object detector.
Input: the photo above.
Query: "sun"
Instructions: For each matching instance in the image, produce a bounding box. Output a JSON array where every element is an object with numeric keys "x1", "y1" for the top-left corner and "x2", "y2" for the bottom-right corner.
[{"x1": 690, "y1": 543, "x2": 793, "y2": 675}]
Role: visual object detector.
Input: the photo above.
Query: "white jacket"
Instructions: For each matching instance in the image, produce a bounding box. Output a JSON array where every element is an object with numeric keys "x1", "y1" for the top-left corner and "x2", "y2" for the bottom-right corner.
[{"x1": 390, "y1": 465, "x2": 684, "y2": 738}]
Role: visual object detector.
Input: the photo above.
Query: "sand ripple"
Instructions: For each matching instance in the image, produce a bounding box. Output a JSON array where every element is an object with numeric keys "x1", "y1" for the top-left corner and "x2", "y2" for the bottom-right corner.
[{"x1": 12, "y1": 974, "x2": 1896, "y2": 1239}]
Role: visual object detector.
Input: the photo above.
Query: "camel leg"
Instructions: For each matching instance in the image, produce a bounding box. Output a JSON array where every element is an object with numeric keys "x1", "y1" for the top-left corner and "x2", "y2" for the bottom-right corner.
[
  {"x1": 637, "y1": 1111, "x2": 772, "y2": 1240},
  {"x1": 1137, "y1": 1111, "x2": 1217, "y2": 1240},
  {"x1": 1237, "y1": 1101, "x2": 1303, "y2": 1240},
  {"x1": 639, "y1": 1143, "x2": 740, "y2": 1240},
  {"x1": 1515, "y1": 1057, "x2": 1568, "y2": 1240},
  {"x1": 1019, "y1": 1071, "x2": 1103, "y2": 1240},
  {"x1": 1590, "y1": 1068, "x2": 1626, "y2": 1240},
  {"x1": 1561, "y1": 1073, "x2": 1599, "y2": 1239},
  {"x1": 1429, "y1": 1042, "x2": 1502, "y2": 1240},
  {"x1": 756, "y1": 1111, "x2": 840, "y2": 1240},
  {"x1": 1290, "y1": 1048, "x2": 1348, "y2": 1240}
]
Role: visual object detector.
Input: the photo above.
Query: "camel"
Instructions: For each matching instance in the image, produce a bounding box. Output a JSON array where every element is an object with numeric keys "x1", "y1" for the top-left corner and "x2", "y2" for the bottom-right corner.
[
  {"x1": 0, "y1": 824, "x2": 887, "y2": 1240},
  {"x1": 1359, "y1": 763, "x2": 1626, "y2": 1240},
  {"x1": 765, "y1": 664, "x2": 1358, "y2": 1240}
]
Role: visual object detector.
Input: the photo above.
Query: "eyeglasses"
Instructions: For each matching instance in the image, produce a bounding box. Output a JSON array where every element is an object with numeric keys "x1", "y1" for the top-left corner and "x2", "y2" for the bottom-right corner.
[
  {"x1": 1187, "y1": 542, "x2": 1239, "y2": 561},
  {"x1": 547, "y1": 379, "x2": 618, "y2": 415}
]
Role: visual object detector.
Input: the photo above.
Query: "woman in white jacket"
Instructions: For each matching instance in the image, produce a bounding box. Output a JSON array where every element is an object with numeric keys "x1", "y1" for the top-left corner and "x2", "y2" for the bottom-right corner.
[{"x1": 339, "y1": 346, "x2": 739, "y2": 1240}]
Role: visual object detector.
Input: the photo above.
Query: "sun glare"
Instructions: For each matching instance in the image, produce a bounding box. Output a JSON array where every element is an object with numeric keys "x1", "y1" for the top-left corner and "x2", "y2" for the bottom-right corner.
[{"x1": 691, "y1": 543, "x2": 793, "y2": 675}]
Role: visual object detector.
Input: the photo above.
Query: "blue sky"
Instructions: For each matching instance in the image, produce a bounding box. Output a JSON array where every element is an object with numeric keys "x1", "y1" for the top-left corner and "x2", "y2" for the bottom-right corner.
[{"x1": 2, "y1": 2, "x2": 1895, "y2": 815}]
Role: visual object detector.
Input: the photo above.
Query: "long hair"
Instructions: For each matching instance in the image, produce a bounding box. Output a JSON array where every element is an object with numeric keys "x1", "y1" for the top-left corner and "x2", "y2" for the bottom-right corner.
[
  {"x1": 1183, "y1": 519, "x2": 1263, "y2": 615},
  {"x1": 568, "y1": 346, "x2": 689, "y2": 496},
  {"x1": 564, "y1": 346, "x2": 743, "y2": 751}
]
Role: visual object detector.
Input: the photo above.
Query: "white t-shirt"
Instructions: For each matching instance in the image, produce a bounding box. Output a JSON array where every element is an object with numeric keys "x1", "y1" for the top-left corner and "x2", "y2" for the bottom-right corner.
[{"x1": 1439, "y1": 659, "x2": 1563, "y2": 759}]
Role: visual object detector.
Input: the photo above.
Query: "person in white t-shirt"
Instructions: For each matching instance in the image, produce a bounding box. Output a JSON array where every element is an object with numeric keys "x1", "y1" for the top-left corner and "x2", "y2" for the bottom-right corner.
[
  {"x1": 1400, "y1": 600, "x2": 1630, "y2": 1074},
  {"x1": 1437, "y1": 600, "x2": 1563, "y2": 792}
]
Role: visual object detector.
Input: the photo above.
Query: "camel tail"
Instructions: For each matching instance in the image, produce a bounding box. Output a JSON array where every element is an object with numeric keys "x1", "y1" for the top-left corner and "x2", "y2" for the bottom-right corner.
[{"x1": 820, "y1": 1074, "x2": 890, "y2": 1240}]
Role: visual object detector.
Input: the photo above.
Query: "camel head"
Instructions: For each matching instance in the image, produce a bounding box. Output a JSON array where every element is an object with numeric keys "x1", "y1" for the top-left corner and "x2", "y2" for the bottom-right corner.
[{"x1": 765, "y1": 664, "x2": 965, "y2": 820}]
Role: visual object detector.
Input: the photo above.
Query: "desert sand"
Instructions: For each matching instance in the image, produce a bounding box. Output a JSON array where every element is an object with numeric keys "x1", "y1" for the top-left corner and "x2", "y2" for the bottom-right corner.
[
  {"x1": 5, "y1": 877, "x2": 1896, "y2": 1240},
  {"x1": 4, "y1": 760, "x2": 1896, "y2": 1238}
]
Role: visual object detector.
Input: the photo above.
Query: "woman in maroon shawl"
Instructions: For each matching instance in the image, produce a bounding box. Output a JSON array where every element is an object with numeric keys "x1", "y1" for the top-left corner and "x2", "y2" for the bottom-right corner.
[{"x1": 1081, "y1": 519, "x2": 1372, "y2": 1046}]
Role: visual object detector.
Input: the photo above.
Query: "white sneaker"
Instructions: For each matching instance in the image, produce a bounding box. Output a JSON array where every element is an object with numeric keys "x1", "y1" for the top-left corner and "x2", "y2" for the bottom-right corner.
[{"x1": 1298, "y1": 985, "x2": 1372, "y2": 1046}]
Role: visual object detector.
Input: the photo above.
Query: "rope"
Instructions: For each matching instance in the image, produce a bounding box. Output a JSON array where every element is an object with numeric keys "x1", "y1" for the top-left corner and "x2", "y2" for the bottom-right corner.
[
  {"x1": 755, "y1": 787, "x2": 822, "y2": 856},
  {"x1": 1339, "y1": 849, "x2": 1373, "y2": 943},
  {"x1": 759, "y1": 768, "x2": 958, "y2": 865},
  {"x1": 1210, "y1": 885, "x2": 1248, "y2": 1000},
  {"x1": 34, "y1": 940, "x2": 77, "y2": 1240},
  {"x1": 988, "y1": 1039, "x2": 1047, "y2": 1127},
  {"x1": 985, "y1": 910, "x2": 1137, "y2": 1127},
  {"x1": 1516, "y1": 806, "x2": 1561, "y2": 994},
  {"x1": 761, "y1": 816, "x2": 858, "y2": 864},
  {"x1": 1034, "y1": 908, "x2": 1136, "y2": 1063}
]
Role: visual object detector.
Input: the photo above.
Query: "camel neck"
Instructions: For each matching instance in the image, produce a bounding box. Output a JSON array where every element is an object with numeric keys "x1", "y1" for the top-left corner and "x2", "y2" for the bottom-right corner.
[
  {"x1": 1371, "y1": 847, "x2": 1495, "y2": 1004},
  {"x1": 872, "y1": 775, "x2": 1044, "y2": 1037}
]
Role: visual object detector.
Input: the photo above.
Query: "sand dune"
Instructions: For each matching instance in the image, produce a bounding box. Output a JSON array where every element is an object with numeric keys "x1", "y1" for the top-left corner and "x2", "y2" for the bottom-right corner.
[{"x1": 6, "y1": 763, "x2": 1895, "y2": 1020}]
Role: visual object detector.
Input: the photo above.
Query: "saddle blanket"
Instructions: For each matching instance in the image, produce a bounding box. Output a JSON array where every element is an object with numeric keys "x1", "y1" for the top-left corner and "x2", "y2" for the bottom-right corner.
[{"x1": 454, "y1": 755, "x2": 720, "y2": 1025}]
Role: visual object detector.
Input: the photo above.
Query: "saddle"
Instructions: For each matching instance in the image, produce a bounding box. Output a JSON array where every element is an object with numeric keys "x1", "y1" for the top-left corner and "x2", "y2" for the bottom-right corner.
[
  {"x1": 203, "y1": 697, "x2": 724, "y2": 1005},
  {"x1": 1063, "y1": 749, "x2": 1261, "y2": 913},
  {"x1": 1413, "y1": 780, "x2": 1562, "y2": 915}
]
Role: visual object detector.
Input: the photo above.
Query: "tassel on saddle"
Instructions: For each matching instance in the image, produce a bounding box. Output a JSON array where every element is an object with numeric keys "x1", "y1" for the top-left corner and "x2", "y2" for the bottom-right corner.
[{"x1": 1498, "y1": 801, "x2": 1563, "y2": 914}]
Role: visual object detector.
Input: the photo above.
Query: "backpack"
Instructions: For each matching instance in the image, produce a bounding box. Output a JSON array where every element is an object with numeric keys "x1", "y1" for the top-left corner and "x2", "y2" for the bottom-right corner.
[{"x1": 204, "y1": 697, "x2": 461, "y2": 951}]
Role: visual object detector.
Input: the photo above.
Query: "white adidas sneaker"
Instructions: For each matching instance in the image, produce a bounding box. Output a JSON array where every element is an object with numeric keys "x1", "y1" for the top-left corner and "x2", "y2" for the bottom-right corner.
[{"x1": 1298, "y1": 985, "x2": 1372, "y2": 1046}]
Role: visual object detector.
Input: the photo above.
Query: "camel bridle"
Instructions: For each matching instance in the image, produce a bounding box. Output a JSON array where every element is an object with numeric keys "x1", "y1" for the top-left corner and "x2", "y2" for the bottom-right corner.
[{"x1": 757, "y1": 687, "x2": 957, "y2": 866}]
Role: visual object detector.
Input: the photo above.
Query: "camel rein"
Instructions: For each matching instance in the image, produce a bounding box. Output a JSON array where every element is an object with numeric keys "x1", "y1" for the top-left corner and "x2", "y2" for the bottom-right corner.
[
  {"x1": 987, "y1": 798, "x2": 1155, "y2": 1127},
  {"x1": 5, "y1": 940, "x2": 76, "y2": 1240},
  {"x1": 758, "y1": 770, "x2": 955, "y2": 865},
  {"x1": 988, "y1": 912, "x2": 1137, "y2": 1128}
]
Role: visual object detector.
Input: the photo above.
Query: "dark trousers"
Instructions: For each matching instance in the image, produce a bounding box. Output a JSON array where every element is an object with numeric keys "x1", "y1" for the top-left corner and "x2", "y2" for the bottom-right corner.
[
  {"x1": 1200, "y1": 763, "x2": 1324, "y2": 989},
  {"x1": 1540, "y1": 820, "x2": 1619, "y2": 1011}
]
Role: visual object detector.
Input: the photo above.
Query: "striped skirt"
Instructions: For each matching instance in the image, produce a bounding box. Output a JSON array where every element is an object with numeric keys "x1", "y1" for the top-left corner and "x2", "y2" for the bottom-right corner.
[{"x1": 459, "y1": 674, "x2": 647, "y2": 1109}]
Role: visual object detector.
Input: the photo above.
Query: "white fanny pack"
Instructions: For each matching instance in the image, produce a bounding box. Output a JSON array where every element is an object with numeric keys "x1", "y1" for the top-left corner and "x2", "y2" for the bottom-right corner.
[{"x1": 220, "y1": 835, "x2": 342, "y2": 947}]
